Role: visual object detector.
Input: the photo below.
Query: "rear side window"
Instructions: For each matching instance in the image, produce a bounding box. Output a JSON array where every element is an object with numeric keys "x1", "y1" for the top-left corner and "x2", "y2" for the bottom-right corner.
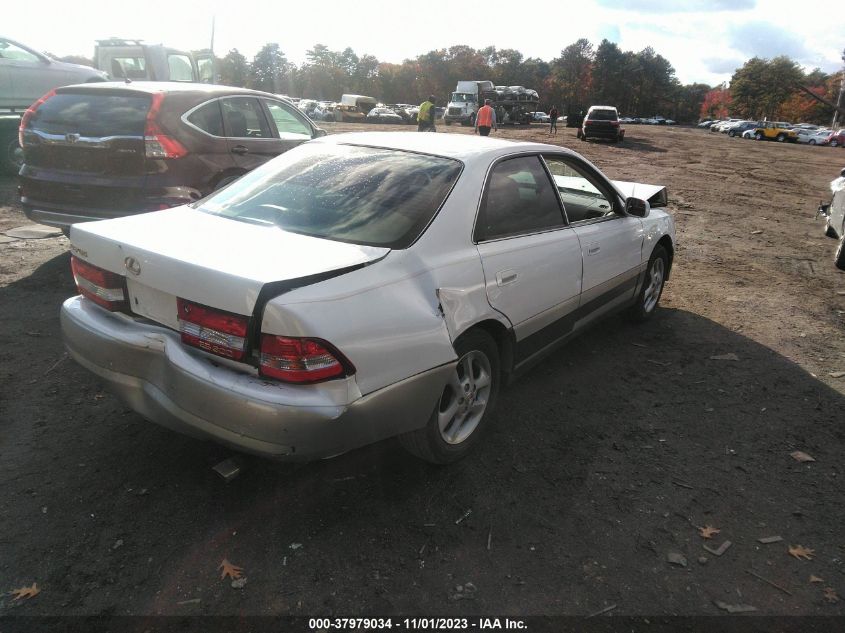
[
  {"x1": 199, "y1": 143, "x2": 463, "y2": 248},
  {"x1": 588, "y1": 109, "x2": 618, "y2": 121},
  {"x1": 31, "y1": 92, "x2": 150, "y2": 137},
  {"x1": 186, "y1": 101, "x2": 225, "y2": 136}
]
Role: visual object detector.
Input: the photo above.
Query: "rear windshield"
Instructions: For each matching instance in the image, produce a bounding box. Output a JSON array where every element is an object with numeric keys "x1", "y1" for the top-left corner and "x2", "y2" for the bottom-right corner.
[
  {"x1": 31, "y1": 92, "x2": 150, "y2": 137},
  {"x1": 198, "y1": 143, "x2": 463, "y2": 249},
  {"x1": 588, "y1": 109, "x2": 618, "y2": 121}
]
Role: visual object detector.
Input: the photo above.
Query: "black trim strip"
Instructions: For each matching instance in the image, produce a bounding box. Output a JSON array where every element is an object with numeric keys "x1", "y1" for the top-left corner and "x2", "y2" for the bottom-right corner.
[{"x1": 514, "y1": 272, "x2": 640, "y2": 364}]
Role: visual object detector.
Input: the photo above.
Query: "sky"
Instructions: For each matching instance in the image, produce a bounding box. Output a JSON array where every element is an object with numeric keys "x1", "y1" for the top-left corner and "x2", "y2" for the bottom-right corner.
[{"x1": 4, "y1": 0, "x2": 843, "y2": 86}]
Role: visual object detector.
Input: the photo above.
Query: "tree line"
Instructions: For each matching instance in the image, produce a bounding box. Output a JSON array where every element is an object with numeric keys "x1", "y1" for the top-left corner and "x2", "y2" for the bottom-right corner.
[
  {"x1": 53, "y1": 41, "x2": 843, "y2": 124},
  {"x1": 213, "y1": 40, "x2": 712, "y2": 122},
  {"x1": 699, "y1": 56, "x2": 842, "y2": 125}
]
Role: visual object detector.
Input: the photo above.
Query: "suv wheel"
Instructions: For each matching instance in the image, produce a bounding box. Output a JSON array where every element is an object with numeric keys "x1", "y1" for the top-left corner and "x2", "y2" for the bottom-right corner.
[
  {"x1": 1, "y1": 134, "x2": 23, "y2": 176},
  {"x1": 755, "y1": 132, "x2": 764, "y2": 141}
]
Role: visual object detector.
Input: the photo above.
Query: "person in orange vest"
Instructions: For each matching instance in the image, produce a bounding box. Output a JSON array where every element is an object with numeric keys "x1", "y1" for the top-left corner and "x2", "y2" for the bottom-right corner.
[
  {"x1": 417, "y1": 96, "x2": 437, "y2": 132},
  {"x1": 474, "y1": 99, "x2": 497, "y2": 137}
]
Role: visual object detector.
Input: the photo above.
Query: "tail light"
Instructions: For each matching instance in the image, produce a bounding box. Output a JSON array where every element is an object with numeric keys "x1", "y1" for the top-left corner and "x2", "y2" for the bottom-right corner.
[
  {"x1": 145, "y1": 93, "x2": 188, "y2": 159},
  {"x1": 260, "y1": 335, "x2": 352, "y2": 384},
  {"x1": 71, "y1": 255, "x2": 128, "y2": 311},
  {"x1": 19, "y1": 89, "x2": 56, "y2": 148},
  {"x1": 610, "y1": 121, "x2": 620, "y2": 127},
  {"x1": 177, "y1": 298, "x2": 248, "y2": 361},
  {"x1": 584, "y1": 120, "x2": 592, "y2": 126}
]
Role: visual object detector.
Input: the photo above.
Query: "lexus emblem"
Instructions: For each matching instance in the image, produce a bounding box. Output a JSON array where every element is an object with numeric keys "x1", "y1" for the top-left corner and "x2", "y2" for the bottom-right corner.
[
  {"x1": 124, "y1": 257, "x2": 141, "y2": 276},
  {"x1": 65, "y1": 133, "x2": 80, "y2": 143}
]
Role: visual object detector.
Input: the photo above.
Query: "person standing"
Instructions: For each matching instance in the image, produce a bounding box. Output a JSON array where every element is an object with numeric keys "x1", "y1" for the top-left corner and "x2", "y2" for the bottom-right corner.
[
  {"x1": 549, "y1": 105, "x2": 559, "y2": 135},
  {"x1": 417, "y1": 95, "x2": 437, "y2": 132},
  {"x1": 474, "y1": 99, "x2": 497, "y2": 137}
]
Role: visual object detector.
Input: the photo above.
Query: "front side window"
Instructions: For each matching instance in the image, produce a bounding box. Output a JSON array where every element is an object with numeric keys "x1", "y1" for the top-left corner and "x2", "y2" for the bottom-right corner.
[
  {"x1": 221, "y1": 98, "x2": 272, "y2": 138},
  {"x1": 543, "y1": 156, "x2": 615, "y2": 223},
  {"x1": 167, "y1": 54, "x2": 194, "y2": 82},
  {"x1": 198, "y1": 143, "x2": 462, "y2": 248},
  {"x1": 265, "y1": 101, "x2": 312, "y2": 139},
  {"x1": 475, "y1": 155, "x2": 565, "y2": 241}
]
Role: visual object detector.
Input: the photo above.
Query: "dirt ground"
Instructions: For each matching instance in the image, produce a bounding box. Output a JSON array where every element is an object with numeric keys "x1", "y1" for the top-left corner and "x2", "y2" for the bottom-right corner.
[{"x1": 1, "y1": 123, "x2": 844, "y2": 622}]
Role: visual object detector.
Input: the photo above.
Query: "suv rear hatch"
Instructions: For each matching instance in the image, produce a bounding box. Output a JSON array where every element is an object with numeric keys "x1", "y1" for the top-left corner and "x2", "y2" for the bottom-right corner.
[
  {"x1": 585, "y1": 109, "x2": 619, "y2": 137},
  {"x1": 19, "y1": 86, "x2": 182, "y2": 224}
]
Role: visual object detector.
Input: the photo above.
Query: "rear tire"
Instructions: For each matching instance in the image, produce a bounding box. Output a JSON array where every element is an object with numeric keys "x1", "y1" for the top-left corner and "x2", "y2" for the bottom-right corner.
[
  {"x1": 825, "y1": 217, "x2": 838, "y2": 238},
  {"x1": 776, "y1": 133, "x2": 786, "y2": 142},
  {"x1": 755, "y1": 132, "x2": 764, "y2": 141},
  {"x1": 629, "y1": 245, "x2": 668, "y2": 322},
  {"x1": 728, "y1": 130, "x2": 736, "y2": 137},
  {"x1": 831, "y1": 140, "x2": 840, "y2": 147},
  {"x1": 399, "y1": 330, "x2": 500, "y2": 464}
]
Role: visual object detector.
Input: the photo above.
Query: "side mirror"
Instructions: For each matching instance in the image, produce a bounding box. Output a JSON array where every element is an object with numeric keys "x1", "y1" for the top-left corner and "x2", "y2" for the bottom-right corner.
[
  {"x1": 313, "y1": 127, "x2": 327, "y2": 138},
  {"x1": 625, "y1": 197, "x2": 650, "y2": 218}
]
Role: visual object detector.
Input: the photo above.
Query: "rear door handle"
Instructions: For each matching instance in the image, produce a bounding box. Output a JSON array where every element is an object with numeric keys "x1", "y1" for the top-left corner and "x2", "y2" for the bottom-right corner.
[
  {"x1": 587, "y1": 244, "x2": 601, "y2": 255},
  {"x1": 231, "y1": 145, "x2": 249, "y2": 155},
  {"x1": 496, "y1": 270, "x2": 518, "y2": 286}
]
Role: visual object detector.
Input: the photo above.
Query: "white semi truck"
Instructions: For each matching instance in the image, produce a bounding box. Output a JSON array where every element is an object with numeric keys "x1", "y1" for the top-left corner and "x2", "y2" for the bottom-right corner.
[
  {"x1": 444, "y1": 80, "x2": 540, "y2": 127},
  {"x1": 444, "y1": 80, "x2": 494, "y2": 126}
]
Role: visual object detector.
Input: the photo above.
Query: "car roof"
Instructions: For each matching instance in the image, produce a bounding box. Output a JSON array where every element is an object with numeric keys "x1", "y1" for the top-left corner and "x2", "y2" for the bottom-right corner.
[
  {"x1": 55, "y1": 81, "x2": 281, "y2": 100},
  {"x1": 314, "y1": 131, "x2": 576, "y2": 162}
]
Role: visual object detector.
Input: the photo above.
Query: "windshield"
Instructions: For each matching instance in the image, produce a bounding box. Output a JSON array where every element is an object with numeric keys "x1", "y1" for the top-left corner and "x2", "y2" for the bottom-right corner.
[
  {"x1": 198, "y1": 143, "x2": 463, "y2": 249},
  {"x1": 451, "y1": 93, "x2": 476, "y2": 103}
]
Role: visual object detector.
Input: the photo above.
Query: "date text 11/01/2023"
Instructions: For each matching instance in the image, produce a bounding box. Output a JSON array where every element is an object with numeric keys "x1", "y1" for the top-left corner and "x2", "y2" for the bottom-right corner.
[{"x1": 308, "y1": 618, "x2": 527, "y2": 630}]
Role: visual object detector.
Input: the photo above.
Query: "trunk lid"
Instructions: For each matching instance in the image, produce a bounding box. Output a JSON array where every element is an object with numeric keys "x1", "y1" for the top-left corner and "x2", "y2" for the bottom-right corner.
[{"x1": 70, "y1": 207, "x2": 389, "y2": 326}]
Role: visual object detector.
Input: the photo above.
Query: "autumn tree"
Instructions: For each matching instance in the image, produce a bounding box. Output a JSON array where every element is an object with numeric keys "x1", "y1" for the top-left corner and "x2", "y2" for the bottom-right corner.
[
  {"x1": 700, "y1": 85, "x2": 732, "y2": 119},
  {"x1": 730, "y1": 56, "x2": 803, "y2": 119}
]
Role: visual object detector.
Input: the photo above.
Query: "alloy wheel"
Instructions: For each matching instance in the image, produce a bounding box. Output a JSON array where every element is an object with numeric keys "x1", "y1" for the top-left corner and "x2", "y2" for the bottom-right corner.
[{"x1": 437, "y1": 350, "x2": 493, "y2": 445}]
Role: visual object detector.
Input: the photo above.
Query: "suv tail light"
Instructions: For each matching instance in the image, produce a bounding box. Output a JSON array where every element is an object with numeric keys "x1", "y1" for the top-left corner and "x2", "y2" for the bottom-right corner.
[
  {"x1": 260, "y1": 335, "x2": 352, "y2": 384},
  {"x1": 177, "y1": 298, "x2": 248, "y2": 361},
  {"x1": 145, "y1": 93, "x2": 188, "y2": 159},
  {"x1": 70, "y1": 255, "x2": 128, "y2": 311},
  {"x1": 19, "y1": 89, "x2": 56, "y2": 148},
  {"x1": 610, "y1": 121, "x2": 620, "y2": 127}
]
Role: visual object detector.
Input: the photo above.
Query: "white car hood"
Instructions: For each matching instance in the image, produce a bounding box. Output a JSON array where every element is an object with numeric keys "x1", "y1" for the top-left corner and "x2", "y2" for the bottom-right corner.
[{"x1": 70, "y1": 206, "x2": 389, "y2": 315}]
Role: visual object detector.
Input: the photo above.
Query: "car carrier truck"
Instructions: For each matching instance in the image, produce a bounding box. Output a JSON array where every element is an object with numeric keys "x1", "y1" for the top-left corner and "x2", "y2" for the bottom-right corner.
[{"x1": 444, "y1": 80, "x2": 539, "y2": 127}]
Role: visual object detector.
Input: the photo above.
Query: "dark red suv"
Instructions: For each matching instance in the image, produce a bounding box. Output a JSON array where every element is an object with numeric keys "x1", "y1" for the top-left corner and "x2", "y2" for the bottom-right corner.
[{"x1": 18, "y1": 83, "x2": 324, "y2": 231}]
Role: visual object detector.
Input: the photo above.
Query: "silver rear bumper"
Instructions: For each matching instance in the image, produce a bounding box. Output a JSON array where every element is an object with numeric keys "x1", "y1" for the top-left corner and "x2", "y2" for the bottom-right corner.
[{"x1": 60, "y1": 296, "x2": 452, "y2": 460}]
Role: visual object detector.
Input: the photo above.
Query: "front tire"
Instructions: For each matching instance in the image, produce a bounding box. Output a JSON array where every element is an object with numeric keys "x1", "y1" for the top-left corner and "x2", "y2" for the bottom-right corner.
[
  {"x1": 831, "y1": 140, "x2": 840, "y2": 147},
  {"x1": 399, "y1": 330, "x2": 500, "y2": 464},
  {"x1": 776, "y1": 133, "x2": 786, "y2": 142},
  {"x1": 755, "y1": 132, "x2": 764, "y2": 141},
  {"x1": 629, "y1": 245, "x2": 668, "y2": 322},
  {"x1": 835, "y1": 235, "x2": 845, "y2": 271}
]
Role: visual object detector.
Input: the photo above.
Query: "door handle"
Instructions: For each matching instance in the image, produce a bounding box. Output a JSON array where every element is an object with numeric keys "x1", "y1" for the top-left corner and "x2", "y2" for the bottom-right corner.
[
  {"x1": 231, "y1": 145, "x2": 249, "y2": 155},
  {"x1": 496, "y1": 270, "x2": 518, "y2": 286},
  {"x1": 587, "y1": 244, "x2": 601, "y2": 255}
]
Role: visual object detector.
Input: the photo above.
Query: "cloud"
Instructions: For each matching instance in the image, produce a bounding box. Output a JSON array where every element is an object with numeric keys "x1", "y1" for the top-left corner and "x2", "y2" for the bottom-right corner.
[
  {"x1": 597, "y1": 0, "x2": 754, "y2": 11},
  {"x1": 703, "y1": 57, "x2": 743, "y2": 74},
  {"x1": 728, "y1": 22, "x2": 810, "y2": 60}
]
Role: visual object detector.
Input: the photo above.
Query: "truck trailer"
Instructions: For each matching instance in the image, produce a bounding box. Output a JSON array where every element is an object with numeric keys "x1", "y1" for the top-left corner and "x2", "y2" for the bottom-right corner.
[{"x1": 444, "y1": 80, "x2": 539, "y2": 127}]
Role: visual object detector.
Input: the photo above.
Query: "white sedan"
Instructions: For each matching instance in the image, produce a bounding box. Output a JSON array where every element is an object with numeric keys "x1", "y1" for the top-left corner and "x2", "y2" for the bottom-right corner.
[{"x1": 61, "y1": 133, "x2": 675, "y2": 463}]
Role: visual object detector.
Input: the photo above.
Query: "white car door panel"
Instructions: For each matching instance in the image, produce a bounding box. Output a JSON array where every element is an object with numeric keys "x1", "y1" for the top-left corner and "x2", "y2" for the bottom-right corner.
[{"x1": 474, "y1": 154, "x2": 583, "y2": 364}]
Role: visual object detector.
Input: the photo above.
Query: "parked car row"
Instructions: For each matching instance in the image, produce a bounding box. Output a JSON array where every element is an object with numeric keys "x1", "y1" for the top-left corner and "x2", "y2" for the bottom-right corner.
[
  {"x1": 619, "y1": 117, "x2": 676, "y2": 125},
  {"x1": 699, "y1": 118, "x2": 843, "y2": 146}
]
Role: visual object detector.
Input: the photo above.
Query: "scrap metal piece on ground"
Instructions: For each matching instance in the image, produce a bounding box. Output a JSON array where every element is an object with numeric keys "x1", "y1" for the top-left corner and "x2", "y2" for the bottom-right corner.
[
  {"x1": 4, "y1": 224, "x2": 62, "y2": 239},
  {"x1": 212, "y1": 457, "x2": 244, "y2": 482},
  {"x1": 710, "y1": 353, "x2": 740, "y2": 361},
  {"x1": 746, "y1": 569, "x2": 793, "y2": 596},
  {"x1": 714, "y1": 601, "x2": 757, "y2": 614},
  {"x1": 790, "y1": 451, "x2": 816, "y2": 463},
  {"x1": 758, "y1": 535, "x2": 783, "y2": 544},
  {"x1": 703, "y1": 540, "x2": 732, "y2": 556},
  {"x1": 667, "y1": 552, "x2": 687, "y2": 567}
]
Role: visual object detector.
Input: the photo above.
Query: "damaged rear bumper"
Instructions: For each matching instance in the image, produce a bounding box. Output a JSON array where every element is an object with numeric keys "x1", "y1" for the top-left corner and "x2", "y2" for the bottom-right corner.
[{"x1": 60, "y1": 296, "x2": 453, "y2": 460}]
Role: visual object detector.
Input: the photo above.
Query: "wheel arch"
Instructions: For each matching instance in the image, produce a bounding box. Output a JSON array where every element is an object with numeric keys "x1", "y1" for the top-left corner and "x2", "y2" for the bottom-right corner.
[
  {"x1": 456, "y1": 318, "x2": 515, "y2": 378},
  {"x1": 656, "y1": 234, "x2": 674, "y2": 280}
]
